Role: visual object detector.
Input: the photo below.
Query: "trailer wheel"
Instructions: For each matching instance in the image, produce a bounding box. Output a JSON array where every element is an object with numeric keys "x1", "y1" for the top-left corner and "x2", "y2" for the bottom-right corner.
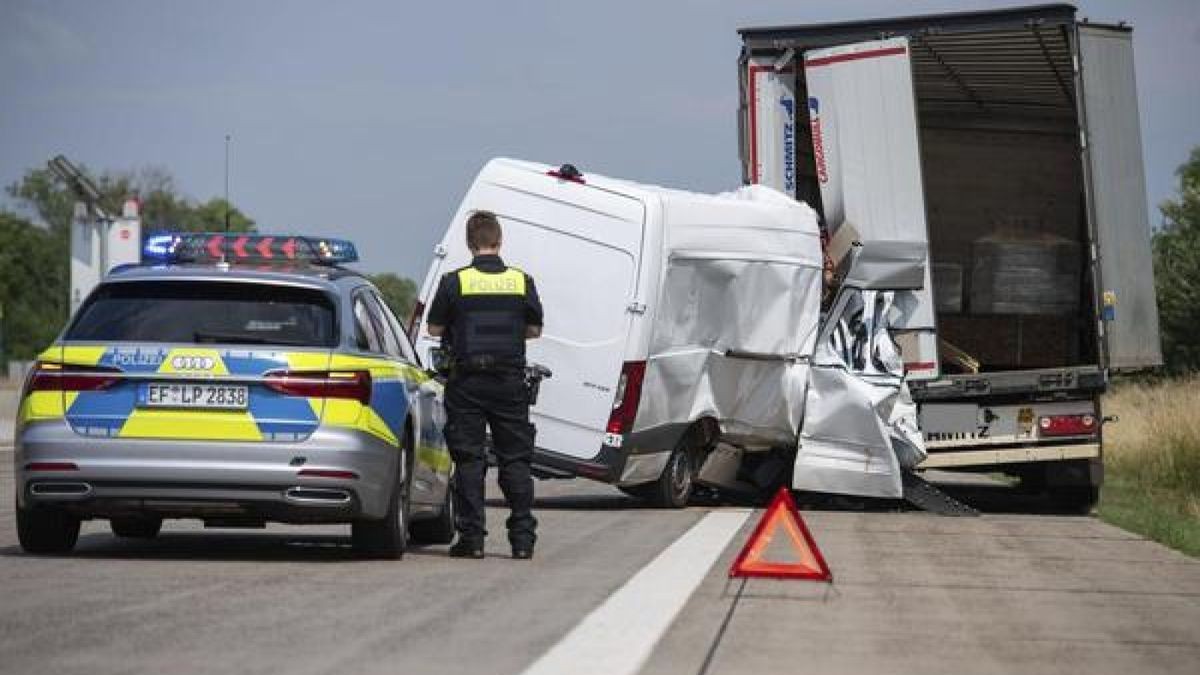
[{"x1": 1049, "y1": 485, "x2": 1100, "y2": 515}]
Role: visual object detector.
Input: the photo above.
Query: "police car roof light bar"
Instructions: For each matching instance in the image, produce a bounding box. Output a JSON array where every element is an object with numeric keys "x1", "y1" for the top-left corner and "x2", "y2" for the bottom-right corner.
[{"x1": 142, "y1": 233, "x2": 358, "y2": 265}]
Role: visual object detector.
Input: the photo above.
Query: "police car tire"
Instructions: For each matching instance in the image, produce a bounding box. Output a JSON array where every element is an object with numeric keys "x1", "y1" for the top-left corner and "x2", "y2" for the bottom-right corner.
[
  {"x1": 110, "y1": 516, "x2": 163, "y2": 539},
  {"x1": 409, "y1": 474, "x2": 456, "y2": 545},
  {"x1": 16, "y1": 500, "x2": 81, "y2": 554},
  {"x1": 353, "y1": 443, "x2": 411, "y2": 559}
]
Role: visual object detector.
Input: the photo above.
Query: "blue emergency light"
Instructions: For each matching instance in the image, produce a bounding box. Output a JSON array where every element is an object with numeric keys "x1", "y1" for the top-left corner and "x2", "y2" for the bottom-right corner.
[{"x1": 142, "y1": 233, "x2": 359, "y2": 265}]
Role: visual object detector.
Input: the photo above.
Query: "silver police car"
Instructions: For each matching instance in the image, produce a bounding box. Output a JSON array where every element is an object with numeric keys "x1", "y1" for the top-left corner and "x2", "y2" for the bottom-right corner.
[{"x1": 14, "y1": 234, "x2": 452, "y2": 558}]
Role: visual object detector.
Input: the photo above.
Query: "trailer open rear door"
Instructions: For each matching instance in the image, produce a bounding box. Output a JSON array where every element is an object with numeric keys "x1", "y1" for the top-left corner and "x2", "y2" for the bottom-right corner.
[
  {"x1": 803, "y1": 36, "x2": 940, "y2": 380},
  {"x1": 1076, "y1": 24, "x2": 1163, "y2": 370}
]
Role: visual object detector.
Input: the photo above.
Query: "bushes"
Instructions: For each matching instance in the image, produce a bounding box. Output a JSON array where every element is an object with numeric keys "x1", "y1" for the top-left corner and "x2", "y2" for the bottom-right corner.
[{"x1": 1100, "y1": 378, "x2": 1200, "y2": 555}]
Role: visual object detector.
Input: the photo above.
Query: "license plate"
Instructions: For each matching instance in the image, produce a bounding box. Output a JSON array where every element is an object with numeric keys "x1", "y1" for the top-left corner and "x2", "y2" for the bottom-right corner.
[{"x1": 140, "y1": 383, "x2": 248, "y2": 410}]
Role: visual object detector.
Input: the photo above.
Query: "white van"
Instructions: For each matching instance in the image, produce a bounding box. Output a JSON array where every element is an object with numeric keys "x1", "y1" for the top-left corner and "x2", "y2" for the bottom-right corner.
[{"x1": 413, "y1": 158, "x2": 828, "y2": 506}]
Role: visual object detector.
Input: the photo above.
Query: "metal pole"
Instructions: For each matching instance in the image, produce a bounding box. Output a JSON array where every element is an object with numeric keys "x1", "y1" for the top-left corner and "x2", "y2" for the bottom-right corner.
[{"x1": 224, "y1": 134, "x2": 231, "y2": 232}]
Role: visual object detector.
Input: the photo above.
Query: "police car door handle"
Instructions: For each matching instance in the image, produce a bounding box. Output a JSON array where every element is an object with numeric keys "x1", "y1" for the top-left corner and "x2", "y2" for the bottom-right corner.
[{"x1": 626, "y1": 302, "x2": 646, "y2": 314}]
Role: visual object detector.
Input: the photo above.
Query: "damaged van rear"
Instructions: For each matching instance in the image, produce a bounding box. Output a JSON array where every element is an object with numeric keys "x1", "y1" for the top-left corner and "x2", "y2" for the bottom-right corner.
[{"x1": 414, "y1": 159, "x2": 836, "y2": 506}]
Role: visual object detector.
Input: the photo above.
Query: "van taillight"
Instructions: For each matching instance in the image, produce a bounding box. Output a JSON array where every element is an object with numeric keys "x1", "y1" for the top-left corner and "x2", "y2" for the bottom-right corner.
[
  {"x1": 27, "y1": 362, "x2": 121, "y2": 392},
  {"x1": 264, "y1": 370, "x2": 372, "y2": 405},
  {"x1": 606, "y1": 361, "x2": 646, "y2": 435}
]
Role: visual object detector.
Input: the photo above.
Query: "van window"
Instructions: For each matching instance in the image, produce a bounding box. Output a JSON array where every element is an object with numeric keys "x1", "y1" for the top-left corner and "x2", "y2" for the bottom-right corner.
[{"x1": 67, "y1": 281, "x2": 337, "y2": 347}]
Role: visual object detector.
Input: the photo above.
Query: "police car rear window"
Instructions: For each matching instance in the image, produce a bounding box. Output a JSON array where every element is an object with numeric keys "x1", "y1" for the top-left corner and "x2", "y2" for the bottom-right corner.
[{"x1": 67, "y1": 281, "x2": 338, "y2": 347}]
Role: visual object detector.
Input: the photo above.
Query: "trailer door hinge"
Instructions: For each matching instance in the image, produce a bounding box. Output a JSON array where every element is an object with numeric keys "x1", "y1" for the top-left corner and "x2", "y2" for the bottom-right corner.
[{"x1": 627, "y1": 302, "x2": 647, "y2": 315}]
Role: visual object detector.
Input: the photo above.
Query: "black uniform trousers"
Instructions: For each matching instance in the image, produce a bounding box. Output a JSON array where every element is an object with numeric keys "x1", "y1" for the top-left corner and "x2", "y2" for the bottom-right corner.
[{"x1": 444, "y1": 368, "x2": 537, "y2": 546}]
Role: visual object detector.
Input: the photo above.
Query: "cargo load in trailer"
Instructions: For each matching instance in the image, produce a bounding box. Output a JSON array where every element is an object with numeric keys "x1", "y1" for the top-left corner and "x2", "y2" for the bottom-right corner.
[{"x1": 738, "y1": 3, "x2": 1162, "y2": 511}]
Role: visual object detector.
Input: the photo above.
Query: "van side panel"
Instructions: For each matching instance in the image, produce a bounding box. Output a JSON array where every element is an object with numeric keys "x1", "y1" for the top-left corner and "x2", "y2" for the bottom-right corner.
[{"x1": 1077, "y1": 25, "x2": 1163, "y2": 369}]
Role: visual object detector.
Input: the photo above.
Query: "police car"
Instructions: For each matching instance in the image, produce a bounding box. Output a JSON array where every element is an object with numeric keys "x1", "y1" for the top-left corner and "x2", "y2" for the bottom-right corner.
[{"x1": 14, "y1": 234, "x2": 453, "y2": 558}]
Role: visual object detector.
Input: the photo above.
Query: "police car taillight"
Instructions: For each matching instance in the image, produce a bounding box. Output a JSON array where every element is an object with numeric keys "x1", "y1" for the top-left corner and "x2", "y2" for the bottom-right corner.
[
  {"x1": 27, "y1": 362, "x2": 121, "y2": 393},
  {"x1": 606, "y1": 361, "x2": 646, "y2": 435},
  {"x1": 264, "y1": 370, "x2": 372, "y2": 405}
]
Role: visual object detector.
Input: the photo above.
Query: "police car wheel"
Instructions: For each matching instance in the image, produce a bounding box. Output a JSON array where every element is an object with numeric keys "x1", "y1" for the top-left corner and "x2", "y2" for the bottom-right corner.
[
  {"x1": 353, "y1": 443, "x2": 411, "y2": 559},
  {"x1": 409, "y1": 473, "x2": 456, "y2": 545},
  {"x1": 16, "y1": 500, "x2": 81, "y2": 555},
  {"x1": 110, "y1": 516, "x2": 163, "y2": 539}
]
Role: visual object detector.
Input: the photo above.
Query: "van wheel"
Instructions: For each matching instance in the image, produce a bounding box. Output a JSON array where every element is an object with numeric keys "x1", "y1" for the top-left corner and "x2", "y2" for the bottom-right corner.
[
  {"x1": 410, "y1": 474, "x2": 456, "y2": 545},
  {"x1": 636, "y1": 434, "x2": 702, "y2": 509},
  {"x1": 16, "y1": 500, "x2": 81, "y2": 555},
  {"x1": 353, "y1": 440, "x2": 411, "y2": 559},
  {"x1": 111, "y1": 516, "x2": 163, "y2": 539}
]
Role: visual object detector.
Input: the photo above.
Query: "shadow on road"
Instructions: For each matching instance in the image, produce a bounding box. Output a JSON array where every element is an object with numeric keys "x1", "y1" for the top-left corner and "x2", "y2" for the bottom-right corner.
[{"x1": 0, "y1": 531, "x2": 463, "y2": 563}]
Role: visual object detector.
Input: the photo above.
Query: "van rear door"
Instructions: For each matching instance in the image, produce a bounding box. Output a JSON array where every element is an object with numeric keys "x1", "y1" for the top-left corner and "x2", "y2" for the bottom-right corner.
[
  {"x1": 421, "y1": 163, "x2": 646, "y2": 464},
  {"x1": 803, "y1": 37, "x2": 940, "y2": 379},
  {"x1": 1076, "y1": 24, "x2": 1163, "y2": 370}
]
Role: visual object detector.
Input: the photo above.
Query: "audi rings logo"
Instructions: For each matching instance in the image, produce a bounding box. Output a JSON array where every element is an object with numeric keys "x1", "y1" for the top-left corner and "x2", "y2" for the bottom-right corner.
[{"x1": 171, "y1": 355, "x2": 216, "y2": 371}]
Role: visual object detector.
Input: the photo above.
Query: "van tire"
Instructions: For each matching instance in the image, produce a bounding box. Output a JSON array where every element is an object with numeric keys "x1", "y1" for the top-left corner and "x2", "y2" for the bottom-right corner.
[
  {"x1": 626, "y1": 429, "x2": 706, "y2": 508},
  {"x1": 353, "y1": 437, "x2": 411, "y2": 559},
  {"x1": 110, "y1": 516, "x2": 163, "y2": 539},
  {"x1": 410, "y1": 474, "x2": 456, "y2": 545},
  {"x1": 16, "y1": 500, "x2": 81, "y2": 555}
]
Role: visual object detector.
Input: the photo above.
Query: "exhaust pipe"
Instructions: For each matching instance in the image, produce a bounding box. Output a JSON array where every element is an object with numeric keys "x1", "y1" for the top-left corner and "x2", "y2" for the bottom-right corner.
[
  {"x1": 284, "y1": 487, "x2": 352, "y2": 505},
  {"x1": 29, "y1": 482, "x2": 92, "y2": 497}
]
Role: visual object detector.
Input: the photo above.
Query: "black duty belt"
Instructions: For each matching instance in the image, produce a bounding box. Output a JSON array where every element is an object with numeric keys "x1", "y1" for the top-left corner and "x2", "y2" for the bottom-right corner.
[{"x1": 453, "y1": 355, "x2": 525, "y2": 373}]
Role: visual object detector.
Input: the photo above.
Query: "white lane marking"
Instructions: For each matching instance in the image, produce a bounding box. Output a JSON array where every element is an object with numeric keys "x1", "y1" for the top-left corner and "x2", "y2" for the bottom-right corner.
[{"x1": 521, "y1": 510, "x2": 751, "y2": 675}]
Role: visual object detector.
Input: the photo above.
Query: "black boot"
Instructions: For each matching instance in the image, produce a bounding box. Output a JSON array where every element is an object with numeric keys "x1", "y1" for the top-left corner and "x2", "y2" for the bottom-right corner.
[
  {"x1": 448, "y1": 537, "x2": 485, "y2": 559},
  {"x1": 510, "y1": 533, "x2": 535, "y2": 560}
]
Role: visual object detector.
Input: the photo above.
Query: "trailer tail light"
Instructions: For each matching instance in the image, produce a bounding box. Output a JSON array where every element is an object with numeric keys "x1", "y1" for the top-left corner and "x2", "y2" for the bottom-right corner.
[
  {"x1": 1038, "y1": 414, "x2": 1097, "y2": 437},
  {"x1": 606, "y1": 361, "x2": 646, "y2": 435},
  {"x1": 264, "y1": 370, "x2": 372, "y2": 405},
  {"x1": 26, "y1": 362, "x2": 121, "y2": 393}
]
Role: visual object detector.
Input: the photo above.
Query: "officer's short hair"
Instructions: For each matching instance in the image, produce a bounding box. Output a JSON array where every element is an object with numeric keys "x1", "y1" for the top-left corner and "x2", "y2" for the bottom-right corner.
[{"x1": 466, "y1": 211, "x2": 503, "y2": 251}]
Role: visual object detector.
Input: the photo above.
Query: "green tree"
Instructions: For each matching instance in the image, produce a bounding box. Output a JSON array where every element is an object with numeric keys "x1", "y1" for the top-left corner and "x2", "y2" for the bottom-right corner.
[
  {"x1": 5, "y1": 165, "x2": 254, "y2": 235},
  {"x1": 369, "y1": 273, "x2": 419, "y2": 322},
  {"x1": 0, "y1": 211, "x2": 68, "y2": 361},
  {"x1": 1, "y1": 163, "x2": 257, "y2": 363},
  {"x1": 1154, "y1": 147, "x2": 1200, "y2": 374}
]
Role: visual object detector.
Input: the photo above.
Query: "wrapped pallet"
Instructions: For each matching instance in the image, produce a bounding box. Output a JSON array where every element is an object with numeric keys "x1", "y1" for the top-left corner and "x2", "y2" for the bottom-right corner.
[{"x1": 970, "y1": 232, "x2": 1081, "y2": 315}]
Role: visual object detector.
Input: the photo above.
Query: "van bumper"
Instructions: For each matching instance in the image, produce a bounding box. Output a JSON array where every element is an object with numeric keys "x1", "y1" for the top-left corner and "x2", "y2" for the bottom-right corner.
[{"x1": 530, "y1": 423, "x2": 689, "y2": 485}]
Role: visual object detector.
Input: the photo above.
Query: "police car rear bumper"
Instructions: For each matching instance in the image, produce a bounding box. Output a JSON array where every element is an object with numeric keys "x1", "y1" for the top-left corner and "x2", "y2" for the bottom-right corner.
[{"x1": 15, "y1": 421, "x2": 399, "y2": 521}]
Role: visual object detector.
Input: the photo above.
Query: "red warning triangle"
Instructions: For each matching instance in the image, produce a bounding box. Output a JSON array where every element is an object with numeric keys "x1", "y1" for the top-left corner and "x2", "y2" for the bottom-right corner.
[{"x1": 730, "y1": 487, "x2": 832, "y2": 581}]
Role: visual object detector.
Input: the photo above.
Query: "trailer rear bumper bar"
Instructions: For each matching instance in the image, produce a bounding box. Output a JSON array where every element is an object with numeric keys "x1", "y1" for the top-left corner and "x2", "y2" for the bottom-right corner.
[{"x1": 919, "y1": 443, "x2": 1100, "y2": 469}]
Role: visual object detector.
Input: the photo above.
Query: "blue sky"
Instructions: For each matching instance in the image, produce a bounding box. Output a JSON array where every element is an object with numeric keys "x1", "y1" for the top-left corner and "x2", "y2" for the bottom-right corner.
[{"x1": 2, "y1": 0, "x2": 1197, "y2": 278}]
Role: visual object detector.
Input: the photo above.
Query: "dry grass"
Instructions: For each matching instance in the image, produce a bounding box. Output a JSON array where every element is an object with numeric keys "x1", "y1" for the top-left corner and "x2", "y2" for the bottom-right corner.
[{"x1": 1099, "y1": 377, "x2": 1200, "y2": 554}]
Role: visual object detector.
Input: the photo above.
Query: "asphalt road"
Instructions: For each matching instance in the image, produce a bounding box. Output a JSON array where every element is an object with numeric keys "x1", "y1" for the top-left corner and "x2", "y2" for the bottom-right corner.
[{"x1": 2, "y1": 448, "x2": 1198, "y2": 675}]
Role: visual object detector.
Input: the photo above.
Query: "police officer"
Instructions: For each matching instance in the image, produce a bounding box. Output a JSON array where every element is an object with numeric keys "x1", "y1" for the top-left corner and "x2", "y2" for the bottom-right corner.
[{"x1": 426, "y1": 211, "x2": 544, "y2": 560}]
